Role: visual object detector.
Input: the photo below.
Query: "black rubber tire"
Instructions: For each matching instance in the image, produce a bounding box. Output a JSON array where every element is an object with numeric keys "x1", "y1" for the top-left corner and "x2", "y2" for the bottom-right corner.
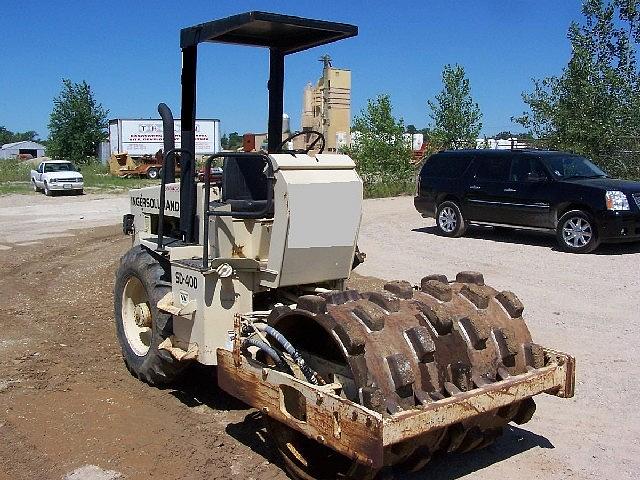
[
  {"x1": 32, "y1": 180, "x2": 42, "y2": 193},
  {"x1": 76, "y1": 189, "x2": 84, "y2": 195},
  {"x1": 556, "y1": 209, "x2": 600, "y2": 253},
  {"x1": 114, "y1": 245, "x2": 186, "y2": 385},
  {"x1": 435, "y1": 200, "x2": 467, "y2": 237},
  {"x1": 44, "y1": 182, "x2": 53, "y2": 196},
  {"x1": 146, "y1": 167, "x2": 159, "y2": 179}
]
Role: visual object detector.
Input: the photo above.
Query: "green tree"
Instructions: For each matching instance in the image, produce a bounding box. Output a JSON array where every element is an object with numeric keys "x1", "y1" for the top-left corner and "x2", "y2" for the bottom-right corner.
[
  {"x1": 221, "y1": 132, "x2": 243, "y2": 150},
  {"x1": 427, "y1": 64, "x2": 483, "y2": 149},
  {"x1": 344, "y1": 94, "x2": 412, "y2": 180},
  {"x1": 0, "y1": 126, "x2": 40, "y2": 145},
  {"x1": 493, "y1": 131, "x2": 534, "y2": 140},
  {"x1": 47, "y1": 79, "x2": 108, "y2": 163},
  {"x1": 516, "y1": 0, "x2": 640, "y2": 178}
]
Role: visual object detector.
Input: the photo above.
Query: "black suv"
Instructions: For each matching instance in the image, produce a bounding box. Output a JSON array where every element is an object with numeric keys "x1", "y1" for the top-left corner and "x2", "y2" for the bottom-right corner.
[{"x1": 414, "y1": 149, "x2": 640, "y2": 253}]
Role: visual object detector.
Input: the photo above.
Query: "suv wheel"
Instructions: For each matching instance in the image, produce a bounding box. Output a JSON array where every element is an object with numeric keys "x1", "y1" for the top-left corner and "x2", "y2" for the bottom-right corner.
[
  {"x1": 556, "y1": 210, "x2": 600, "y2": 253},
  {"x1": 435, "y1": 200, "x2": 467, "y2": 237}
]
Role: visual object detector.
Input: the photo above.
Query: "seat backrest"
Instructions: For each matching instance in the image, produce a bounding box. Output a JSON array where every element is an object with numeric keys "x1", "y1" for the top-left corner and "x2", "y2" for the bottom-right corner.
[{"x1": 221, "y1": 156, "x2": 272, "y2": 215}]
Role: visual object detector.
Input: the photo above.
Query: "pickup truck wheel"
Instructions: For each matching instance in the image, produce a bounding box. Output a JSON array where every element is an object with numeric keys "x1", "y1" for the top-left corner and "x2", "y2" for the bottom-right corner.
[
  {"x1": 114, "y1": 246, "x2": 187, "y2": 386},
  {"x1": 44, "y1": 182, "x2": 53, "y2": 196},
  {"x1": 556, "y1": 210, "x2": 600, "y2": 253},
  {"x1": 435, "y1": 200, "x2": 467, "y2": 237},
  {"x1": 32, "y1": 180, "x2": 42, "y2": 193},
  {"x1": 146, "y1": 167, "x2": 159, "y2": 179}
]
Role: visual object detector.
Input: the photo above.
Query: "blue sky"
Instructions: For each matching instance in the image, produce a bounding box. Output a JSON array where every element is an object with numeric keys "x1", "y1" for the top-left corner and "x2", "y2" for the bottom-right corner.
[{"x1": 0, "y1": 1, "x2": 583, "y2": 138}]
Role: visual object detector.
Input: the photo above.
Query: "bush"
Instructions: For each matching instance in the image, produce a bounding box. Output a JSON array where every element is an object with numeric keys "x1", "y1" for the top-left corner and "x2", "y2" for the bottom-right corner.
[
  {"x1": 362, "y1": 173, "x2": 415, "y2": 199},
  {"x1": 0, "y1": 159, "x2": 33, "y2": 182}
]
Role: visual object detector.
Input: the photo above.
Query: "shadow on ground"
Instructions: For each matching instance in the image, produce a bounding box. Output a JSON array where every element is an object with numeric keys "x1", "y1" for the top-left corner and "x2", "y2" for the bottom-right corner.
[
  {"x1": 225, "y1": 411, "x2": 284, "y2": 468},
  {"x1": 412, "y1": 225, "x2": 640, "y2": 255},
  {"x1": 397, "y1": 425, "x2": 553, "y2": 479},
  {"x1": 169, "y1": 363, "x2": 248, "y2": 411},
  {"x1": 168, "y1": 364, "x2": 287, "y2": 470}
]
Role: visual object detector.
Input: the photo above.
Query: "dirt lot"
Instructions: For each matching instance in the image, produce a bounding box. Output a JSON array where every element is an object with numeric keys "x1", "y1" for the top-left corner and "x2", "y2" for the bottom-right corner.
[{"x1": 0, "y1": 194, "x2": 638, "y2": 480}]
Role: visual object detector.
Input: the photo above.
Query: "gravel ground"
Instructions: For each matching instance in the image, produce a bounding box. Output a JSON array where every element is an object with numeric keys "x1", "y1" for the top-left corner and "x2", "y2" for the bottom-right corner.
[
  {"x1": 357, "y1": 196, "x2": 640, "y2": 480},
  {"x1": 0, "y1": 192, "x2": 128, "y2": 245},
  {"x1": 0, "y1": 192, "x2": 638, "y2": 480}
]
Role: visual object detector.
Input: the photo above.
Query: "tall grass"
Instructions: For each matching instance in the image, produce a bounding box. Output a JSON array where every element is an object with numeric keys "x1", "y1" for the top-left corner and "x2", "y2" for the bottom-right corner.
[
  {"x1": 0, "y1": 159, "x2": 35, "y2": 194},
  {"x1": 0, "y1": 159, "x2": 158, "y2": 195},
  {"x1": 363, "y1": 174, "x2": 415, "y2": 199},
  {"x1": 0, "y1": 159, "x2": 33, "y2": 182},
  {"x1": 79, "y1": 162, "x2": 157, "y2": 191}
]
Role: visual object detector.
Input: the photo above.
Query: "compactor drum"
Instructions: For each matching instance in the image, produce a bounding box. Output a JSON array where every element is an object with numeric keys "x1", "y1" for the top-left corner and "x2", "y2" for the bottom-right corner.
[{"x1": 114, "y1": 12, "x2": 575, "y2": 479}]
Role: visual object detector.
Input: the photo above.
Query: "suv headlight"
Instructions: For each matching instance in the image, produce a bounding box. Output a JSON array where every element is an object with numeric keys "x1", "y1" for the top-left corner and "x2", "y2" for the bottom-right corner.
[
  {"x1": 605, "y1": 190, "x2": 630, "y2": 211},
  {"x1": 50, "y1": 178, "x2": 57, "y2": 183}
]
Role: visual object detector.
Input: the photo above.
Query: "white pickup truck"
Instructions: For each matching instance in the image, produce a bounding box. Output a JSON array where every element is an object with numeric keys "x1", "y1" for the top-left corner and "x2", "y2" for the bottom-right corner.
[{"x1": 30, "y1": 160, "x2": 84, "y2": 196}]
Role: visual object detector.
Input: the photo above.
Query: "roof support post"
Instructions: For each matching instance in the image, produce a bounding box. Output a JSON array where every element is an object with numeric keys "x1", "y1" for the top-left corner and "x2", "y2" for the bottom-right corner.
[
  {"x1": 267, "y1": 48, "x2": 285, "y2": 153},
  {"x1": 180, "y1": 45, "x2": 198, "y2": 243}
]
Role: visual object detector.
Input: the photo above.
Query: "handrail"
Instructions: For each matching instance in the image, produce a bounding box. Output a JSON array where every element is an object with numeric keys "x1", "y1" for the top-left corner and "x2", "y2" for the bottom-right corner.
[
  {"x1": 202, "y1": 152, "x2": 275, "y2": 270},
  {"x1": 157, "y1": 148, "x2": 192, "y2": 252}
]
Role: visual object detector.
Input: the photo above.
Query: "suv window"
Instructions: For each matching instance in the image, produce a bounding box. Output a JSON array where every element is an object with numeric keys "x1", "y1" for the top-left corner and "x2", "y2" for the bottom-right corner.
[
  {"x1": 510, "y1": 157, "x2": 548, "y2": 182},
  {"x1": 542, "y1": 155, "x2": 607, "y2": 179},
  {"x1": 473, "y1": 155, "x2": 510, "y2": 182},
  {"x1": 421, "y1": 153, "x2": 472, "y2": 179}
]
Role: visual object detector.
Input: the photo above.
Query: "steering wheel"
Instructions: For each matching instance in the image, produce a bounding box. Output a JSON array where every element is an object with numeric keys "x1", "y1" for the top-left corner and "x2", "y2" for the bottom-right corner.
[{"x1": 277, "y1": 130, "x2": 325, "y2": 155}]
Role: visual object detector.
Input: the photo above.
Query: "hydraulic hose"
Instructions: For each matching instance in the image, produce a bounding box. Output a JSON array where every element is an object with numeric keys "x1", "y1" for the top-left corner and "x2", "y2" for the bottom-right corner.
[
  {"x1": 241, "y1": 338, "x2": 287, "y2": 370},
  {"x1": 256, "y1": 324, "x2": 321, "y2": 385}
]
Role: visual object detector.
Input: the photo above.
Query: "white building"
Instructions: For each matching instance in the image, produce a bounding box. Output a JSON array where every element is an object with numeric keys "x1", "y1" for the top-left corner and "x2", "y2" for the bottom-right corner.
[
  {"x1": 0, "y1": 140, "x2": 46, "y2": 159},
  {"x1": 476, "y1": 138, "x2": 530, "y2": 150}
]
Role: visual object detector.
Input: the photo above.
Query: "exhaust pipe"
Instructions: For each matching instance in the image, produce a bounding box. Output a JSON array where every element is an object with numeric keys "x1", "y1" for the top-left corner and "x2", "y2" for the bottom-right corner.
[{"x1": 157, "y1": 103, "x2": 175, "y2": 183}]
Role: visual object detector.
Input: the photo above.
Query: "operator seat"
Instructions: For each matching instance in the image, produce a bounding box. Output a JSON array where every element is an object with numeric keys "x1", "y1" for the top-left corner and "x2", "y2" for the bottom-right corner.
[{"x1": 219, "y1": 155, "x2": 273, "y2": 217}]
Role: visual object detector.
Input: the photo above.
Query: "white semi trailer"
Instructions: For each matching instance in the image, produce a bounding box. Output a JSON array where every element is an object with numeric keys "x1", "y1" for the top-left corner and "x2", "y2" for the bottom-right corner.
[{"x1": 108, "y1": 118, "x2": 221, "y2": 158}]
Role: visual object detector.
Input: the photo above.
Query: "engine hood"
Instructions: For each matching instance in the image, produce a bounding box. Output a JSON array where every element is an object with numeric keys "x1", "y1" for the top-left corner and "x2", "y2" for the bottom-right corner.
[
  {"x1": 562, "y1": 177, "x2": 640, "y2": 193},
  {"x1": 47, "y1": 171, "x2": 82, "y2": 180}
]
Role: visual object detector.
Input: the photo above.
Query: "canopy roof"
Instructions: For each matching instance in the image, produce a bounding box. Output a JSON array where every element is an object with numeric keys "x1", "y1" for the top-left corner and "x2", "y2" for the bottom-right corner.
[{"x1": 180, "y1": 11, "x2": 357, "y2": 54}]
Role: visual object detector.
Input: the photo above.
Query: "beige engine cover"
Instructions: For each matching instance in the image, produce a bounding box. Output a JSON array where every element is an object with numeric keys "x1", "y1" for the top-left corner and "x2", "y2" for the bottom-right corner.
[{"x1": 263, "y1": 153, "x2": 362, "y2": 288}]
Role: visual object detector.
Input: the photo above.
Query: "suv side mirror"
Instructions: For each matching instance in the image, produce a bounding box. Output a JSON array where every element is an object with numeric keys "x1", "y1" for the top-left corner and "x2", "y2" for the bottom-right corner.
[{"x1": 527, "y1": 172, "x2": 548, "y2": 182}]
